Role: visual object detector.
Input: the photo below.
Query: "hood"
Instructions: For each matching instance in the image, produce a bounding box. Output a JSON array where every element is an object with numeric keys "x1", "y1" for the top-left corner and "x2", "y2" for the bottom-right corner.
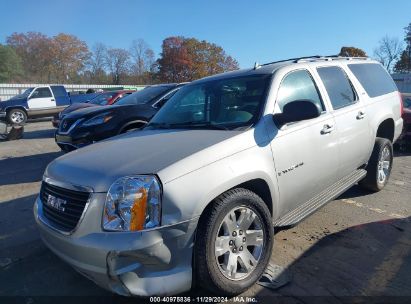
[
  {"x1": 45, "y1": 129, "x2": 253, "y2": 192},
  {"x1": 63, "y1": 104, "x2": 148, "y2": 120},
  {"x1": 63, "y1": 105, "x2": 107, "y2": 119},
  {"x1": 0, "y1": 97, "x2": 27, "y2": 109},
  {"x1": 62, "y1": 102, "x2": 97, "y2": 115}
]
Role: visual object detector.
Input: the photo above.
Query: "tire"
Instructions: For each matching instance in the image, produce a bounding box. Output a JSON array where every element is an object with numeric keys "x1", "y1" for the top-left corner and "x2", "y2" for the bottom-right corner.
[
  {"x1": 194, "y1": 188, "x2": 273, "y2": 295},
  {"x1": 7, "y1": 108, "x2": 27, "y2": 125},
  {"x1": 58, "y1": 143, "x2": 75, "y2": 153},
  {"x1": 359, "y1": 137, "x2": 393, "y2": 192},
  {"x1": 7, "y1": 126, "x2": 24, "y2": 140}
]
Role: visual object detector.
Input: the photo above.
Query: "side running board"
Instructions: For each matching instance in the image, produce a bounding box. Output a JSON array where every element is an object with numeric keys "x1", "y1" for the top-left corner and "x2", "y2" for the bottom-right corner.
[{"x1": 274, "y1": 169, "x2": 367, "y2": 228}]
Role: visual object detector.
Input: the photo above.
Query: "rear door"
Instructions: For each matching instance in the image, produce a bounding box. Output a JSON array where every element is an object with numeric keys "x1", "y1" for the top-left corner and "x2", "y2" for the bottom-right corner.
[
  {"x1": 27, "y1": 86, "x2": 56, "y2": 109},
  {"x1": 270, "y1": 68, "x2": 339, "y2": 215},
  {"x1": 315, "y1": 65, "x2": 372, "y2": 178}
]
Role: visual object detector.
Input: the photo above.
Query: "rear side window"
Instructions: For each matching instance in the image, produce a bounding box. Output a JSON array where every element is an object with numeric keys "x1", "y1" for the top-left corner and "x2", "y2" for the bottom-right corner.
[
  {"x1": 51, "y1": 86, "x2": 68, "y2": 97},
  {"x1": 317, "y1": 66, "x2": 357, "y2": 110},
  {"x1": 277, "y1": 70, "x2": 324, "y2": 112},
  {"x1": 348, "y1": 63, "x2": 397, "y2": 98}
]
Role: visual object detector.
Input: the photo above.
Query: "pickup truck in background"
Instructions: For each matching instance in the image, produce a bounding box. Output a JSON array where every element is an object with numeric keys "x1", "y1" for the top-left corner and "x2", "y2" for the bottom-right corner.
[{"x1": 0, "y1": 85, "x2": 98, "y2": 125}]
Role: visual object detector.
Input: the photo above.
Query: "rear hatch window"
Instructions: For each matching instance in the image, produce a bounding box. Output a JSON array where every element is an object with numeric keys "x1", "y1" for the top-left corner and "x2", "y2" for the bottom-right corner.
[{"x1": 348, "y1": 63, "x2": 397, "y2": 98}]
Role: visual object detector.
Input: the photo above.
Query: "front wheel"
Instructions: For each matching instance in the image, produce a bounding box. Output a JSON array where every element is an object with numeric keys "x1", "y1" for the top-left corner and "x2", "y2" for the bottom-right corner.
[
  {"x1": 194, "y1": 188, "x2": 273, "y2": 295},
  {"x1": 7, "y1": 109, "x2": 27, "y2": 125},
  {"x1": 360, "y1": 137, "x2": 393, "y2": 192}
]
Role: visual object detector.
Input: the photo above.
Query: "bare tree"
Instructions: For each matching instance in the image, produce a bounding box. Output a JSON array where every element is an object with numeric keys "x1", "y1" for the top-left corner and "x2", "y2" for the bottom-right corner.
[
  {"x1": 88, "y1": 43, "x2": 107, "y2": 82},
  {"x1": 374, "y1": 36, "x2": 403, "y2": 72},
  {"x1": 130, "y1": 39, "x2": 155, "y2": 76},
  {"x1": 105, "y1": 48, "x2": 130, "y2": 84}
]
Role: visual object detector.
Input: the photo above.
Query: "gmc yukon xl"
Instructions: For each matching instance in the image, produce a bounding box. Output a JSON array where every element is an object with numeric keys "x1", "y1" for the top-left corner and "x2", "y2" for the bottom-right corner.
[{"x1": 34, "y1": 56, "x2": 403, "y2": 296}]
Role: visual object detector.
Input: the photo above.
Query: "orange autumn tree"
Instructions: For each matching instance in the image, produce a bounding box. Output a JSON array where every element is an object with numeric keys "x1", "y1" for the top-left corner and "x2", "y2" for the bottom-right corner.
[
  {"x1": 6, "y1": 32, "x2": 90, "y2": 83},
  {"x1": 157, "y1": 36, "x2": 239, "y2": 82},
  {"x1": 339, "y1": 46, "x2": 367, "y2": 57},
  {"x1": 50, "y1": 33, "x2": 90, "y2": 83}
]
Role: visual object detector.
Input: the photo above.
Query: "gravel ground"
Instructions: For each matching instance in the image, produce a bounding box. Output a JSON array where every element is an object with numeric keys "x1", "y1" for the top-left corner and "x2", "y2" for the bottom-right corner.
[{"x1": 0, "y1": 120, "x2": 410, "y2": 302}]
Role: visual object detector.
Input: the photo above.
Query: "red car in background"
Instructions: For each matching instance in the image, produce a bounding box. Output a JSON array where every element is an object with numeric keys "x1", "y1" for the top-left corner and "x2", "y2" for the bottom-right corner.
[
  {"x1": 52, "y1": 90, "x2": 135, "y2": 128},
  {"x1": 396, "y1": 93, "x2": 411, "y2": 150}
]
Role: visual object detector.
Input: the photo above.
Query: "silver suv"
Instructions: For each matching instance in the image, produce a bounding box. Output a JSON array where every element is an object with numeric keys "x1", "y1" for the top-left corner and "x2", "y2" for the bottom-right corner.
[{"x1": 34, "y1": 56, "x2": 403, "y2": 296}]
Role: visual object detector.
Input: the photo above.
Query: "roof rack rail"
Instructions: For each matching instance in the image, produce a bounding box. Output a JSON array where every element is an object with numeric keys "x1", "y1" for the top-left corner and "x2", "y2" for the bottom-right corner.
[{"x1": 256, "y1": 55, "x2": 369, "y2": 68}]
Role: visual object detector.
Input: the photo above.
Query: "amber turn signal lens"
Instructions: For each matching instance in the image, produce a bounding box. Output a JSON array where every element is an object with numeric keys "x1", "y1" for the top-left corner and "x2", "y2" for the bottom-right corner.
[{"x1": 130, "y1": 189, "x2": 147, "y2": 231}]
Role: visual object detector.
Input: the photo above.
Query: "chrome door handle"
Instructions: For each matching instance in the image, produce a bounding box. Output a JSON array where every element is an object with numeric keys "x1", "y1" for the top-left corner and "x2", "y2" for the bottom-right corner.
[
  {"x1": 321, "y1": 124, "x2": 334, "y2": 134},
  {"x1": 356, "y1": 111, "x2": 366, "y2": 119}
]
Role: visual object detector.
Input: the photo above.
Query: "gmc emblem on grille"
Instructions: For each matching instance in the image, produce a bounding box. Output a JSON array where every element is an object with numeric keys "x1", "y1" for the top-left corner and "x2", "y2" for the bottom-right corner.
[{"x1": 46, "y1": 194, "x2": 66, "y2": 212}]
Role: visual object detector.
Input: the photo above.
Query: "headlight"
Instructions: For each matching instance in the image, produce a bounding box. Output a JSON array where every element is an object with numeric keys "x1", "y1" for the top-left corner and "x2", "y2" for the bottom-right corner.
[
  {"x1": 82, "y1": 113, "x2": 113, "y2": 126},
  {"x1": 103, "y1": 175, "x2": 162, "y2": 231}
]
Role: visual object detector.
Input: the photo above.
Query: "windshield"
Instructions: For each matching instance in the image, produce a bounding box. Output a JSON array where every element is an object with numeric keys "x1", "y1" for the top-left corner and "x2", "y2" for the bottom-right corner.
[
  {"x1": 146, "y1": 74, "x2": 271, "y2": 130},
  {"x1": 11, "y1": 88, "x2": 34, "y2": 100},
  {"x1": 115, "y1": 86, "x2": 173, "y2": 106},
  {"x1": 88, "y1": 92, "x2": 117, "y2": 105},
  {"x1": 404, "y1": 97, "x2": 411, "y2": 109}
]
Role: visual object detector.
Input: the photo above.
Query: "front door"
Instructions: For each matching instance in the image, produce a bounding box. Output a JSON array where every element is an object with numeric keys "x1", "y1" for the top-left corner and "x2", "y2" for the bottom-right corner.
[
  {"x1": 270, "y1": 69, "x2": 339, "y2": 216},
  {"x1": 27, "y1": 87, "x2": 56, "y2": 109}
]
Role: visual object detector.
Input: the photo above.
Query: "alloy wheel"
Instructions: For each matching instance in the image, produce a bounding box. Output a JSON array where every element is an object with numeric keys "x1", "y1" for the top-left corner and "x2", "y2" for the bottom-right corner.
[
  {"x1": 377, "y1": 146, "x2": 391, "y2": 184},
  {"x1": 10, "y1": 111, "x2": 25, "y2": 124},
  {"x1": 214, "y1": 206, "x2": 264, "y2": 281}
]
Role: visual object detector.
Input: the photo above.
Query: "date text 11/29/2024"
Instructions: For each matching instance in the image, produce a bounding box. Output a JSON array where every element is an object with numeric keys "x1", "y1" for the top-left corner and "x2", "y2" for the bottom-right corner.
[{"x1": 149, "y1": 296, "x2": 257, "y2": 303}]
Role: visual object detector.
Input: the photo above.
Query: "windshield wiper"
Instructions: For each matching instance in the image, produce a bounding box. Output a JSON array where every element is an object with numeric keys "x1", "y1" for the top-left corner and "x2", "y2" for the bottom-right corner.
[
  {"x1": 167, "y1": 121, "x2": 230, "y2": 130},
  {"x1": 146, "y1": 121, "x2": 230, "y2": 130}
]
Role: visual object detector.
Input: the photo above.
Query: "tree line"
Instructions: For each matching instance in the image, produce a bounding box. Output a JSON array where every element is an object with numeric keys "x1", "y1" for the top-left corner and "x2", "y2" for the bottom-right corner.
[
  {"x1": 2, "y1": 23, "x2": 411, "y2": 85},
  {"x1": 343, "y1": 22, "x2": 411, "y2": 73},
  {"x1": 0, "y1": 33, "x2": 239, "y2": 84}
]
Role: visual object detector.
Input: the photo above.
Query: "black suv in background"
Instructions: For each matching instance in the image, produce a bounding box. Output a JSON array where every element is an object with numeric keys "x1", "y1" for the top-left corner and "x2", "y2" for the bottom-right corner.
[{"x1": 55, "y1": 83, "x2": 185, "y2": 152}]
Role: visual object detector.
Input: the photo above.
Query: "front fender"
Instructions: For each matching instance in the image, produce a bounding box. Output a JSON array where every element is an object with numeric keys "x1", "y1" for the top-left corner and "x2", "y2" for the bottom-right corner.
[{"x1": 160, "y1": 144, "x2": 279, "y2": 225}]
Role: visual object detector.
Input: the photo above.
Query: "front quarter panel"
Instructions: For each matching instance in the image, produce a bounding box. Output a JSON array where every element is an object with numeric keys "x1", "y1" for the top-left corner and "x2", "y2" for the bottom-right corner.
[{"x1": 160, "y1": 143, "x2": 279, "y2": 225}]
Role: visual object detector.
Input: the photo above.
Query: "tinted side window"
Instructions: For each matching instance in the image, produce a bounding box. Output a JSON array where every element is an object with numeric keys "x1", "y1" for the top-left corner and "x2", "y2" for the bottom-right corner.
[
  {"x1": 277, "y1": 70, "x2": 324, "y2": 112},
  {"x1": 51, "y1": 86, "x2": 67, "y2": 97},
  {"x1": 348, "y1": 63, "x2": 397, "y2": 98},
  {"x1": 317, "y1": 66, "x2": 357, "y2": 110},
  {"x1": 154, "y1": 89, "x2": 179, "y2": 108},
  {"x1": 32, "y1": 87, "x2": 52, "y2": 98}
]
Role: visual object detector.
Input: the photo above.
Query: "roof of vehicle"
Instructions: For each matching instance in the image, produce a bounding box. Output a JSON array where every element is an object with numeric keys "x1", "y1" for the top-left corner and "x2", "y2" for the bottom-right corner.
[
  {"x1": 144, "y1": 83, "x2": 188, "y2": 88},
  {"x1": 192, "y1": 55, "x2": 375, "y2": 84},
  {"x1": 113, "y1": 90, "x2": 136, "y2": 94}
]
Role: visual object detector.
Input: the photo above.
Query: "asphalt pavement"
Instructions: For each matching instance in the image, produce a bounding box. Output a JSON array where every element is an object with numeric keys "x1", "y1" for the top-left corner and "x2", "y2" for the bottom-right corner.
[{"x1": 0, "y1": 120, "x2": 410, "y2": 301}]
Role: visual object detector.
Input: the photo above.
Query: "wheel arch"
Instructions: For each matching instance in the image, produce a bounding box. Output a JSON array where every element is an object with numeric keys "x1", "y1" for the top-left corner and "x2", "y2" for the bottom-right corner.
[
  {"x1": 6, "y1": 106, "x2": 28, "y2": 115},
  {"x1": 193, "y1": 174, "x2": 278, "y2": 223},
  {"x1": 376, "y1": 118, "x2": 395, "y2": 143},
  {"x1": 6, "y1": 106, "x2": 28, "y2": 124},
  {"x1": 119, "y1": 120, "x2": 147, "y2": 134}
]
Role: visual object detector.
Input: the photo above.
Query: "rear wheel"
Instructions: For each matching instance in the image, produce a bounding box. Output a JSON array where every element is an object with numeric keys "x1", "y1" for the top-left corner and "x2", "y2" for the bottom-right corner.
[
  {"x1": 7, "y1": 109, "x2": 27, "y2": 125},
  {"x1": 194, "y1": 188, "x2": 273, "y2": 295},
  {"x1": 360, "y1": 137, "x2": 393, "y2": 192}
]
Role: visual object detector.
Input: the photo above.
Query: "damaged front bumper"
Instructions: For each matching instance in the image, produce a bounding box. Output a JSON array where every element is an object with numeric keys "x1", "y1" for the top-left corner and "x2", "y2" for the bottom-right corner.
[{"x1": 33, "y1": 195, "x2": 198, "y2": 296}]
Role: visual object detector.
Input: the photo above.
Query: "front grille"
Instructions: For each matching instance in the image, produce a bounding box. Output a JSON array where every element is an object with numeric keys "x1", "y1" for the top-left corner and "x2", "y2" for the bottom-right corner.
[
  {"x1": 59, "y1": 118, "x2": 76, "y2": 133},
  {"x1": 40, "y1": 182, "x2": 90, "y2": 232}
]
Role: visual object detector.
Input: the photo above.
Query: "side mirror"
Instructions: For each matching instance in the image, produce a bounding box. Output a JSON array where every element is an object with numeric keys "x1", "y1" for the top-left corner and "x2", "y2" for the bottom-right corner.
[{"x1": 274, "y1": 100, "x2": 321, "y2": 126}]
